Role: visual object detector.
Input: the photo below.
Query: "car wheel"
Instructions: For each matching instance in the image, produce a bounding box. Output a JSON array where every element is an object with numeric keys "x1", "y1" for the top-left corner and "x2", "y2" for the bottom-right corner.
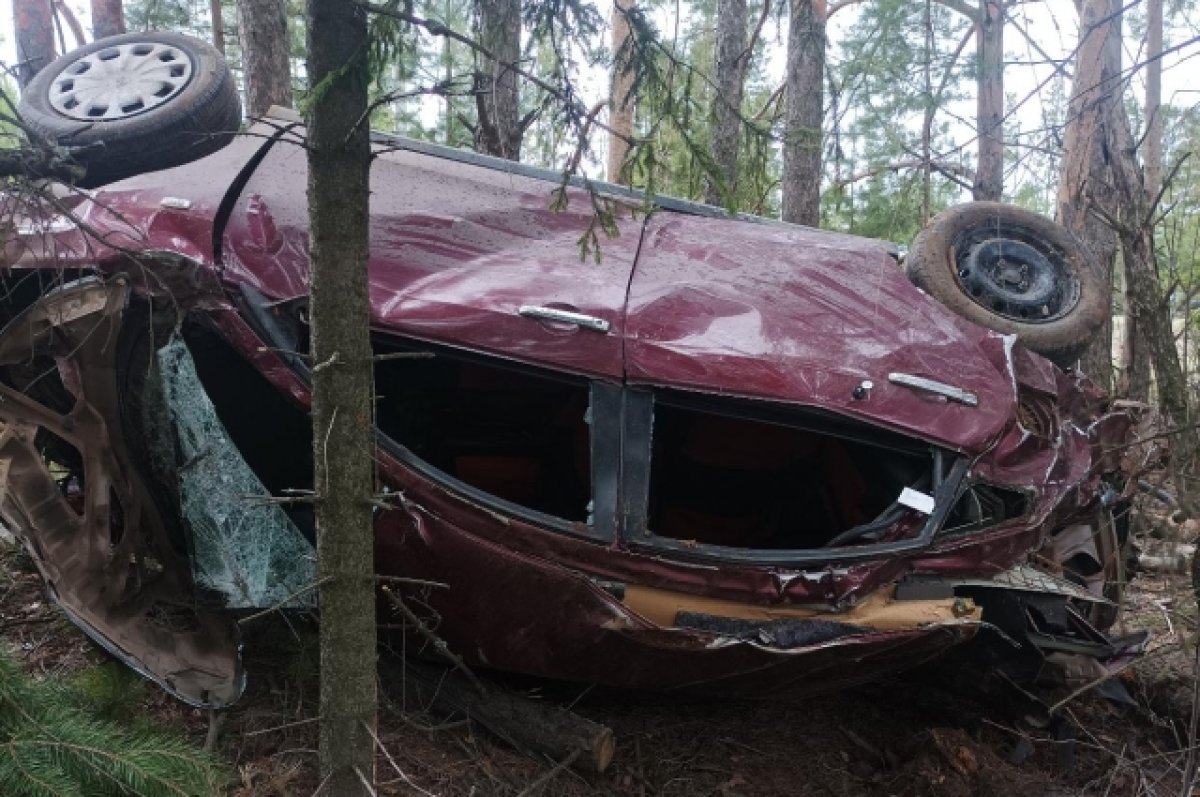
[
  {"x1": 18, "y1": 32, "x2": 241, "y2": 187},
  {"x1": 905, "y1": 202, "x2": 1107, "y2": 369}
]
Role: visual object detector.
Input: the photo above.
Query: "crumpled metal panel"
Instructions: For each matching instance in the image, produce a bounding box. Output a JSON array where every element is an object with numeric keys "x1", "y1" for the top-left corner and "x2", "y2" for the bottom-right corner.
[
  {"x1": 156, "y1": 338, "x2": 316, "y2": 608},
  {"x1": 898, "y1": 563, "x2": 1108, "y2": 604}
]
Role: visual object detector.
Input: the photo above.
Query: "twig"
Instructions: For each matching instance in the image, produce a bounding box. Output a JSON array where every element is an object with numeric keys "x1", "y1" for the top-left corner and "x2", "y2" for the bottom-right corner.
[
  {"x1": 374, "y1": 574, "x2": 449, "y2": 590},
  {"x1": 204, "y1": 709, "x2": 226, "y2": 753},
  {"x1": 362, "y1": 720, "x2": 436, "y2": 797},
  {"x1": 1182, "y1": 631, "x2": 1200, "y2": 795},
  {"x1": 353, "y1": 766, "x2": 379, "y2": 797},
  {"x1": 245, "y1": 716, "x2": 321, "y2": 737},
  {"x1": 381, "y1": 585, "x2": 485, "y2": 694},
  {"x1": 238, "y1": 577, "x2": 329, "y2": 625},
  {"x1": 516, "y1": 750, "x2": 582, "y2": 797},
  {"x1": 372, "y1": 351, "x2": 435, "y2": 361}
]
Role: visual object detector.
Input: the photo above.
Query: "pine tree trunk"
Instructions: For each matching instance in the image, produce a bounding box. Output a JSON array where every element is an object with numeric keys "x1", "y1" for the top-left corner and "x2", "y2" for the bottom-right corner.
[
  {"x1": 1109, "y1": 104, "x2": 1198, "y2": 506},
  {"x1": 782, "y1": 0, "x2": 825, "y2": 227},
  {"x1": 608, "y1": 0, "x2": 636, "y2": 182},
  {"x1": 1120, "y1": 0, "x2": 1161, "y2": 402},
  {"x1": 305, "y1": 0, "x2": 377, "y2": 793},
  {"x1": 705, "y1": 0, "x2": 749, "y2": 206},
  {"x1": 13, "y1": 0, "x2": 56, "y2": 87},
  {"x1": 474, "y1": 0, "x2": 522, "y2": 159},
  {"x1": 972, "y1": 0, "x2": 1003, "y2": 201},
  {"x1": 240, "y1": 0, "x2": 293, "y2": 117},
  {"x1": 211, "y1": 0, "x2": 226, "y2": 53},
  {"x1": 1055, "y1": 0, "x2": 1120, "y2": 387},
  {"x1": 90, "y1": 0, "x2": 124, "y2": 39}
]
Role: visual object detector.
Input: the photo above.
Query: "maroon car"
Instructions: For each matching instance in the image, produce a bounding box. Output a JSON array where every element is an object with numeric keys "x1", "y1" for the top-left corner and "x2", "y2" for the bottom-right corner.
[{"x1": 1, "y1": 33, "x2": 1146, "y2": 709}]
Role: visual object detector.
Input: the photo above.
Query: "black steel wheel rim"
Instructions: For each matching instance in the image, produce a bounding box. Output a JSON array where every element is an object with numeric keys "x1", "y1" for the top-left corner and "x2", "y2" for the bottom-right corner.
[{"x1": 953, "y1": 226, "x2": 1080, "y2": 323}]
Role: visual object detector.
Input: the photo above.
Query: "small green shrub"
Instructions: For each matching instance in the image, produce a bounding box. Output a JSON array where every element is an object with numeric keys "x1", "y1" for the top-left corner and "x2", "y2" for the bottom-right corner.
[{"x1": 0, "y1": 650, "x2": 226, "y2": 797}]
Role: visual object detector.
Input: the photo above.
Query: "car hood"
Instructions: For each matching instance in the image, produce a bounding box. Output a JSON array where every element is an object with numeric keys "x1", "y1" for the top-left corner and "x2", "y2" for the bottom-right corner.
[{"x1": 626, "y1": 213, "x2": 1021, "y2": 454}]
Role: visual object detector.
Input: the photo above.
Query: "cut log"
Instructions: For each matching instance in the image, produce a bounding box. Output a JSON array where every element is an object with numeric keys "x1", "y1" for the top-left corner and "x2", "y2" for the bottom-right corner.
[
  {"x1": 1139, "y1": 544, "x2": 1196, "y2": 574},
  {"x1": 383, "y1": 659, "x2": 615, "y2": 773}
]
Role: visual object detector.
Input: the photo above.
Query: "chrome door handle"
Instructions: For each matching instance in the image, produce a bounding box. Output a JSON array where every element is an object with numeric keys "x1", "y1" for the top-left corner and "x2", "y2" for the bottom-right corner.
[{"x1": 517, "y1": 305, "x2": 611, "y2": 333}]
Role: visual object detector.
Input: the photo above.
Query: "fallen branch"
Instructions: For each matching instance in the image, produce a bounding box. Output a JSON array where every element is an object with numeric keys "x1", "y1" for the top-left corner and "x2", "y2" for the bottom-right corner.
[{"x1": 383, "y1": 659, "x2": 615, "y2": 774}]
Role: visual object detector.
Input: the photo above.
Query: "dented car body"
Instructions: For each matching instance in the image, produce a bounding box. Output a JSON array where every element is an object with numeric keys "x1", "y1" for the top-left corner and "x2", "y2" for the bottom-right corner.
[{"x1": 0, "y1": 113, "x2": 1147, "y2": 708}]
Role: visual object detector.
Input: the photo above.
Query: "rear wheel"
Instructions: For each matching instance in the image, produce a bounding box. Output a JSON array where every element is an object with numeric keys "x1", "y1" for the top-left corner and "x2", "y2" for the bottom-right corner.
[{"x1": 19, "y1": 32, "x2": 241, "y2": 187}]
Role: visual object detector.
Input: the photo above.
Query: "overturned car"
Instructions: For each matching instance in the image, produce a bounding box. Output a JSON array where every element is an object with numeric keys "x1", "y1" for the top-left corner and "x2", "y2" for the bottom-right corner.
[{"x1": 1, "y1": 33, "x2": 1148, "y2": 709}]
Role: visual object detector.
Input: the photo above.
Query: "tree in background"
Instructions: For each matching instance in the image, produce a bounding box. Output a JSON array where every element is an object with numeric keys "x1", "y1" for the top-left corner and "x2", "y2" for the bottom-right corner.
[
  {"x1": 13, "y1": 0, "x2": 56, "y2": 86},
  {"x1": 608, "y1": 0, "x2": 636, "y2": 181},
  {"x1": 474, "y1": 0, "x2": 522, "y2": 158},
  {"x1": 971, "y1": 0, "x2": 1002, "y2": 201},
  {"x1": 1055, "y1": 0, "x2": 1121, "y2": 386},
  {"x1": 305, "y1": 0, "x2": 376, "y2": 793},
  {"x1": 1122, "y1": 0, "x2": 1162, "y2": 402},
  {"x1": 781, "y1": 0, "x2": 824, "y2": 225},
  {"x1": 239, "y1": 0, "x2": 292, "y2": 116},
  {"x1": 92, "y1": 0, "x2": 126, "y2": 38},
  {"x1": 705, "y1": 0, "x2": 749, "y2": 205}
]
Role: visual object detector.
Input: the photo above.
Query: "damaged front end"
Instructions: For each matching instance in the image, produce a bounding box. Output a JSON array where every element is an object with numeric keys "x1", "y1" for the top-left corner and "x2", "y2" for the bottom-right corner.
[{"x1": 0, "y1": 276, "x2": 314, "y2": 707}]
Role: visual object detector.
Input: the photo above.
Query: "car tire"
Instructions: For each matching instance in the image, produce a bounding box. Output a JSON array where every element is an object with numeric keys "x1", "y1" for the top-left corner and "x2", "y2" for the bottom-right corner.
[
  {"x1": 19, "y1": 31, "x2": 241, "y2": 187},
  {"x1": 905, "y1": 202, "x2": 1107, "y2": 369}
]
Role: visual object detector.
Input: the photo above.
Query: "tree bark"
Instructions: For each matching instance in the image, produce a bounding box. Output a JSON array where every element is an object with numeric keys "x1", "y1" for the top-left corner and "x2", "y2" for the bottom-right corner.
[
  {"x1": 305, "y1": 0, "x2": 376, "y2": 793},
  {"x1": 705, "y1": 0, "x2": 749, "y2": 206},
  {"x1": 211, "y1": 0, "x2": 226, "y2": 53},
  {"x1": 1055, "y1": 0, "x2": 1120, "y2": 386},
  {"x1": 90, "y1": 0, "x2": 124, "y2": 39},
  {"x1": 972, "y1": 0, "x2": 1003, "y2": 201},
  {"x1": 1109, "y1": 104, "x2": 1198, "y2": 505},
  {"x1": 608, "y1": 0, "x2": 636, "y2": 182},
  {"x1": 240, "y1": 0, "x2": 293, "y2": 117},
  {"x1": 13, "y1": 0, "x2": 56, "y2": 87},
  {"x1": 1120, "y1": 0, "x2": 1160, "y2": 402},
  {"x1": 782, "y1": 0, "x2": 825, "y2": 226},
  {"x1": 474, "y1": 0, "x2": 522, "y2": 159}
]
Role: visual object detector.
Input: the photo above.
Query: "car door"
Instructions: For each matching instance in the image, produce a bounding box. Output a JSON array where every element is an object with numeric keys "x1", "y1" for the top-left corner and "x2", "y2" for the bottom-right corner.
[{"x1": 221, "y1": 126, "x2": 642, "y2": 380}]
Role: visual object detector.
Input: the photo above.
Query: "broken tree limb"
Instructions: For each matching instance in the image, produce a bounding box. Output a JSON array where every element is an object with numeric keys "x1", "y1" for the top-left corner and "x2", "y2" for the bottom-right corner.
[
  {"x1": 1138, "y1": 545, "x2": 1196, "y2": 574},
  {"x1": 383, "y1": 659, "x2": 615, "y2": 774}
]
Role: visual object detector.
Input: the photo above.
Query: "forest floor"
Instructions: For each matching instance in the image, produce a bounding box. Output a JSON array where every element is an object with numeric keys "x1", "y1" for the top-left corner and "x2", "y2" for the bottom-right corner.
[{"x1": 4, "y1": 504, "x2": 1200, "y2": 797}]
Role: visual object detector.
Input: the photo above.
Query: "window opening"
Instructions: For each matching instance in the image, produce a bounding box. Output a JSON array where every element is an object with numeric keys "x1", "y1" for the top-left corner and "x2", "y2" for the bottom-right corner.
[
  {"x1": 646, "y1": 401, "x2": 934, "y2": 550},
  {"x1": 374, "y1": 341, "x2": 592, "y2": 523}
]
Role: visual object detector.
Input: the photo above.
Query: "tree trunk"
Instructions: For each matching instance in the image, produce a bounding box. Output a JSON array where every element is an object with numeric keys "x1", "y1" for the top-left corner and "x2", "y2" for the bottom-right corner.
[
  {"x1": 240, "y1": 0, "x2": 293, "y2": 117},
  {"x1": 474, "y1": 0, "x2": 522, "y2": 159},
  {"x1": 14, "y1": 0, "x2": 56, "y2": 87},
  {"x1": 211, "y1": 0, "x2": 226, "y2": 54},
  {"x1": 972, "y1": 0, "x2": 1003, "y2": 201},
  {"x1": 305, "y1": 0, "x2": 376, "y2": 793},
  {"x1": 90, "y1": 0, "x2": 124, "y2": 39},
  {"x1": 1120, "y1": 0, "x2": 1160, "y2": 402},
  {"x1": 782, "y1": 0, "x2": 825, "y2": 227},
  {"x1": 705, "y1": 0, "x2": 749, "y2": 206},
  {"x1": 608, "y1": 0, "x2": 636, "y2": 182},
  {"x1": 1109, "y1": 105, "x2": 1198, "y2": 506},
  {"x1": 1055, "y1": 0, "x2": 1120, "y2": 386}
]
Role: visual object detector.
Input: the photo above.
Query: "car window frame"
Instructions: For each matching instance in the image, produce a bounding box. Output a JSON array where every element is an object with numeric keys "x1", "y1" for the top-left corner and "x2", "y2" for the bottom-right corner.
[
  {"x1": 617, "y1": 386, "x2": 968, "y2": 564},
  {"x1": 235, "y1": 285, "x2": 617, "y2": 543}
]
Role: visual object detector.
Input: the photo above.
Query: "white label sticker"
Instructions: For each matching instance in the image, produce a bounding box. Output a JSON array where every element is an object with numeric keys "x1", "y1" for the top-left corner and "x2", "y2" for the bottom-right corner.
[{"x1": 898, "y1": 487, "x2": 936, "y2": 515}]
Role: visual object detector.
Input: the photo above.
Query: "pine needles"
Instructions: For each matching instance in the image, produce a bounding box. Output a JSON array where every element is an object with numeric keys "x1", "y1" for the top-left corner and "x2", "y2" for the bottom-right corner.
[{"x1": 0, "y1": 650, "x2": 227, "y2": 797}]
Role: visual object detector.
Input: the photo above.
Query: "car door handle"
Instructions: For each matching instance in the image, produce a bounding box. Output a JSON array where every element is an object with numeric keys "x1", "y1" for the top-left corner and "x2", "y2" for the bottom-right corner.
[{"x1": 517, "y1": 305, "x2": 611, "y2": 333}]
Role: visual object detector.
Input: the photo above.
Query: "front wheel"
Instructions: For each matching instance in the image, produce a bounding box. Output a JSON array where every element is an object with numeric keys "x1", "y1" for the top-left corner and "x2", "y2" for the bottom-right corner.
[{"x1": 905, "y1": 202, "x2": 1107, "y2": 369}]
